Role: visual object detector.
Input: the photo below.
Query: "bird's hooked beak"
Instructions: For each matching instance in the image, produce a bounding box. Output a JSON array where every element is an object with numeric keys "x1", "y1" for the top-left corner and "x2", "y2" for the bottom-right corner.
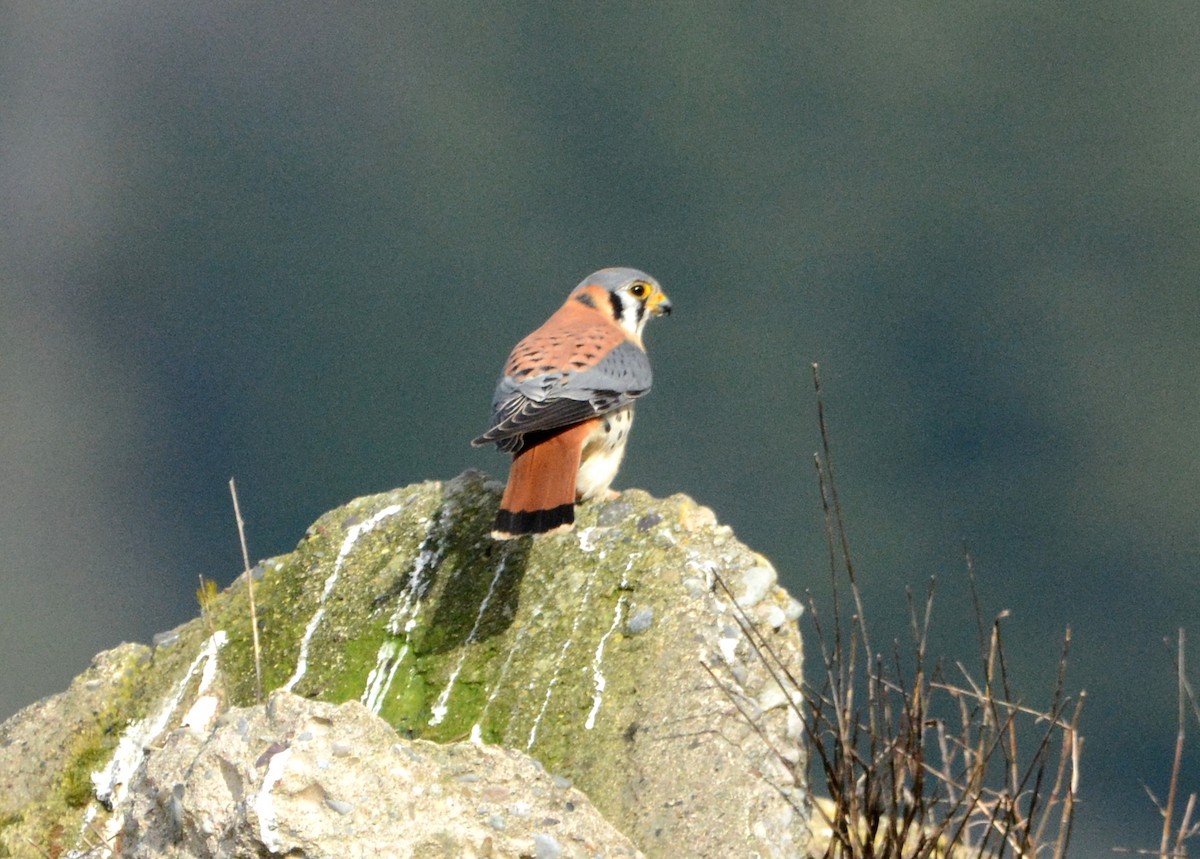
[{"x1": 649, "y1": 290, "x2": 672, "y2": 317}]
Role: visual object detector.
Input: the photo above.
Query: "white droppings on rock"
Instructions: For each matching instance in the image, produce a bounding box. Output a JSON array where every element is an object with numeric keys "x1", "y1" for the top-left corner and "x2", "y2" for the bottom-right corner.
[
  {"x1": 180, "y1": 694, "x2": 220, "y2": 733},
  {"x1": 576, "y1": 526, "x2": 599, "y2": 553},
  {"x1": 717, "y1": 630, "x2": 740, "y2": 664},
  {"x1": 362, "y1": 518, "x2": 448, "y2": 713},
  {"x1": 618, "y1": 553, "x2": 641, "y2": 589},
  {"x1": 361, "y1": 641, "x2": 407, "y2": 714},
  {"x1": 91, "y1": 631, "x2": 227, "y2": 814},
  {"x1": 194, "y1": 634, "x2": 224, "y2": 698},
  {"x1": 255, "y1": 745, "x2": 293, "y2": 852},
  {"x1": 586, "y1": 597, "x2": 625, "y2": 730},
  {"x1": 528, "y1": 570, "x2": 595, "y2": 750},
  {"x1": 289, "y1": 502, "x2": 407, "y2": 693},
  {"x1": 430, "y1": 555, "x2": 508, "y2": 726},
  {"x1": 472, "y1": 590, "x2": 549, "y2": 740}
]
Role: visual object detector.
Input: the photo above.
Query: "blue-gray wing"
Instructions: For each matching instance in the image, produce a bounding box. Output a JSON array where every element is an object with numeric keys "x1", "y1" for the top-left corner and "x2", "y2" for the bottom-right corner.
[{"x1": 471, "y1": 340, "x2": 652, "y2": 451}]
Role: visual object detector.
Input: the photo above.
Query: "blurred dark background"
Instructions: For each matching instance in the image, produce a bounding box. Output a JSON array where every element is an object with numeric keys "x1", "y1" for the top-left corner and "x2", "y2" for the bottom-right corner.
[{"x1": 3, "y1": 3, "x2": 1197, "y2": 851}]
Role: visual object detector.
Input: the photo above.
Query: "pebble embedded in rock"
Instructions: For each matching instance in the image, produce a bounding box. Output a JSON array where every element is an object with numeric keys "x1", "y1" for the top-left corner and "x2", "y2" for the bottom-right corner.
[
  {"x1": 636, "y1": 512, "x2": 662, "y2": 531},
  {"x1": 393, "y1": 743, "x2": 423, "y2": 761},
  {"x1": 481, "y1": 785, "x2": 509, "y2": 803},
  {"x1": 152, "y1": 630, "x2": 180, "y2": 648},
  {"x1": 762, "y1": 603, "x2": 787, "y2": 629},
  {"x1": 533, "y1": 832, "x2": 563, "y2": 859},
  {"x1": 596, "y1": 499, "x2": 635, "y2": 527},
  {"x1": 325, "y1": 797, "x2": 353, "y2": 815},
  {"x1": 510, "y1": 801, "x2": 532, "y2": 817},
  {"x1": 625, "y1": 607, "x2": 653, "y2": 634},
  {"x1": 736, "y1": 565, "x2": 776, "y2": 608},
  {"x1": 757, "y1": 685, "x2": 790, "y2": 712}
]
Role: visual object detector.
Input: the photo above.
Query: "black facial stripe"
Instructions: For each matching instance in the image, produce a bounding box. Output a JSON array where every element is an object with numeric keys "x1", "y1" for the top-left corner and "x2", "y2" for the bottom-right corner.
[
  {"x1": 636, "y1": 300, "x2": 646, "y2": 324},
  {"x1": 608, "y1": 290, "x2": 624, "y2": 323}
]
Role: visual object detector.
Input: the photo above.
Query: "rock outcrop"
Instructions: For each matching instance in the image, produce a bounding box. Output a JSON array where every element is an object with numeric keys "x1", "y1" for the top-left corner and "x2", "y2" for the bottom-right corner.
[
  {"x1": 119, "y1": 691, "x2": 644, "y2": 858},
  {"x1": 0, "y1": 471, "x2": 809, "y2": 858}
]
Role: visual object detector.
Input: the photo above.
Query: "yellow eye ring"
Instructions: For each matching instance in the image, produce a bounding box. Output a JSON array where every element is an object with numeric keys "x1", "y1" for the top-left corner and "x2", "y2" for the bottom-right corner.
[{"x1": 629, "y1": 282, "x2": 649, "y2": 298}]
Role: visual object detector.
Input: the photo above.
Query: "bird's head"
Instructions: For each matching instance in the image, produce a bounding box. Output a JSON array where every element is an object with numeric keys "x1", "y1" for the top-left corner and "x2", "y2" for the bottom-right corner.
[{"x1": 571, "y1": 267, "x2": 672, "y2": 340}]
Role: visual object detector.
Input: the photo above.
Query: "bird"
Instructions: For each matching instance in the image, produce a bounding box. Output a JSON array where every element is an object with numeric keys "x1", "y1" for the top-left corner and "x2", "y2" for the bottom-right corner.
[{"x1": 472, "y1": 267, "x2": 672, "y2": 539}]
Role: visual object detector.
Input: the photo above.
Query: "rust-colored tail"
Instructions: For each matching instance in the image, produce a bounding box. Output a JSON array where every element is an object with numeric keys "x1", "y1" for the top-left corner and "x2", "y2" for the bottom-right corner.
[{"x1": 493, "y1": 421, "x2": 594, "y2": 539}]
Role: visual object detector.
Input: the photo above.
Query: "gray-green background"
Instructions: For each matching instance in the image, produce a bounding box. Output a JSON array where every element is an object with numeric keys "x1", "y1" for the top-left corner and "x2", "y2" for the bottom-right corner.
[{"x1": 3, "y1": 3, "x2": 1197, "y2": 851}]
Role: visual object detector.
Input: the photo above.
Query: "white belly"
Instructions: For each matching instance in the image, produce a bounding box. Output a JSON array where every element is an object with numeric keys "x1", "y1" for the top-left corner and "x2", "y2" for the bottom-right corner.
[{"x1": 576, "y1": 407, "x2": 634, "y2": 502}]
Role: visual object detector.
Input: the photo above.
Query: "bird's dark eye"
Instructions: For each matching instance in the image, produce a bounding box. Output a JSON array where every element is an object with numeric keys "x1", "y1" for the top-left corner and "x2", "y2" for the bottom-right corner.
[{"x1": 629, "y1": 282, "x2": 648, "y2": 298}]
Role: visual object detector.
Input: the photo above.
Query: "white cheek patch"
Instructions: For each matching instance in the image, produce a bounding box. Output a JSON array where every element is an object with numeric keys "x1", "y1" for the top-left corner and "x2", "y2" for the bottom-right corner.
[{"x1": 612, "y1": 289, "x2": 649, "y2": 339}]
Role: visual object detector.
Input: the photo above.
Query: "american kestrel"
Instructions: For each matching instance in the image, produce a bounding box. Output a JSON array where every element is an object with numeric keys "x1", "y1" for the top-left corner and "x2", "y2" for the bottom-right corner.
[{"x1": 472, "y1": 267, "x2": 672, "y2": 539}]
